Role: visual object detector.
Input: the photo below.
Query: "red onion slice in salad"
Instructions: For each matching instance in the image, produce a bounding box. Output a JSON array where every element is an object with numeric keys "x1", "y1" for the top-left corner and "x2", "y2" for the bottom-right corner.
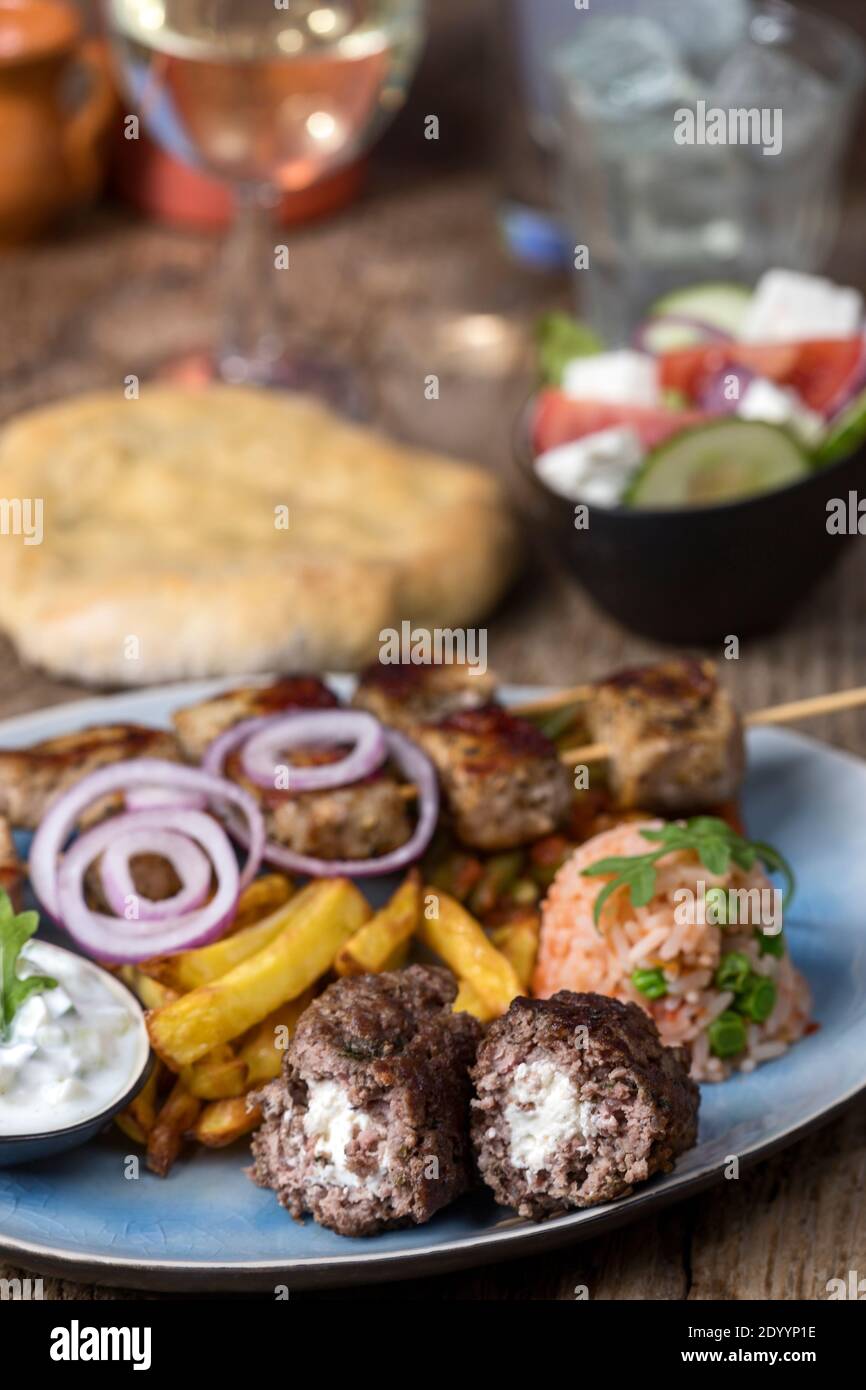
[
  {"x1": 56, "y1": 808, "x2": 241, "y2": 963},
  {"x1": 632, "y1": 313, "x2": 733, "y2": 353},
  {"x1": 697, "y1": 363, "x2": 757, "y2": 414},
  {"x1": 99, "y1": 824, "x2": 212, "y2": 921}
]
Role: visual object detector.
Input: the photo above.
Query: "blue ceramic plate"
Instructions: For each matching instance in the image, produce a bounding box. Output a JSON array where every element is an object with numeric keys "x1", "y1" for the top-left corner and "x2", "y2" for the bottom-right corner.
[{"x1": 0, "y1": 681, "x2": 864, "y2": 1292}]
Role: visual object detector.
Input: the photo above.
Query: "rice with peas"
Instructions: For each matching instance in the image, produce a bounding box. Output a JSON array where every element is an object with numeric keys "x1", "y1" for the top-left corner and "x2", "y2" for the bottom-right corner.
[{"x1": 532, "y1": 821, "x2": 811, "y2": 1082}]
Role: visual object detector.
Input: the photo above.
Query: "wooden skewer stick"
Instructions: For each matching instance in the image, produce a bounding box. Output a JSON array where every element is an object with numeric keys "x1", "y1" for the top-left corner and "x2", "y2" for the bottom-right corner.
[
  {"x1": 511, "y1": 684, "x2": 594, "y2": 718},
  {"x1": 557, "y1": 685, "x2": 866, "y2": 768},
  {"x1": 742, "y1": 685, "x2": 866, "y2": 726}
]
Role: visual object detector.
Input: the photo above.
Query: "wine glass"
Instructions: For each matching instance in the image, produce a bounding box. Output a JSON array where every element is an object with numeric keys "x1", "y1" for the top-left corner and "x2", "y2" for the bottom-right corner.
[{"x1": 103, "y1": 0, "x2": 425, "y2": 397}]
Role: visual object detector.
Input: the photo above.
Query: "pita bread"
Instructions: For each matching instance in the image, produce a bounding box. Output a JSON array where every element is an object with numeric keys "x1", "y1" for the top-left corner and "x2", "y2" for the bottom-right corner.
[{"x1": 0, "y1": 386, "x2": 517, "y2": 684}]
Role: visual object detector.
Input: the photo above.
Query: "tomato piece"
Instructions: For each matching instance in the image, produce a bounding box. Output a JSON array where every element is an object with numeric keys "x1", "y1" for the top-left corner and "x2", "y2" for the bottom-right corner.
[
  {"x1": 532, "y1": 390, "x2": 709, "y2": 453},
  {"x1": 784, "y1": 339, "x2": 864, "y2": 413},
  {"x1": 659, "y1": 343, "x2": 798, "y2": 399},
  {"x1": 660, "y1": 338, "x2": 863, "y2": 413}
]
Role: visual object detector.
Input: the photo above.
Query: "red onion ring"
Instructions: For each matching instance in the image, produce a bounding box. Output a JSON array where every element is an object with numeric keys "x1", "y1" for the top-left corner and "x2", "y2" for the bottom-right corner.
[
  {"x1": 100, "y1": 825, "x2": 212, "y2": 921},
  {"x1": 30, "y1": 758, "x2": 265, "y2": 922},
  {"x1": 224, "y1": 729, "x2": 440, "y2": 878},
  {"x1": 238, "y1": 710, "x2": 387, "y2": 792},
  {"x1": 633, "y1": 313, "x2": 733, "y2": 353},
  {"x1": 125, "y1": 786, "x2": 208, "y2": 812},
  {"x1": 56, "y1": 808, "x2": 240, "y2": 963},
  {"x1": 697, "y1": 363, "x2": 757, "y2": 413}
]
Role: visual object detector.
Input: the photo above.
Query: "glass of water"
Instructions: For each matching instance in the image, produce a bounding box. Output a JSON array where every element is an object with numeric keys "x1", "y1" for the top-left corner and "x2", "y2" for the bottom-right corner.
[{"x1": 554, "y1": 0, "x2": 866, "y2": 344}]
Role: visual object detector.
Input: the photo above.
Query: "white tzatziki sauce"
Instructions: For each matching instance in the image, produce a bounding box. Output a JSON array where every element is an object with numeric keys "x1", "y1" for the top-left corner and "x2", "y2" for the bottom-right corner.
[{"x1": 0, "y1": 940, "x2": 145, "y2": 1136}]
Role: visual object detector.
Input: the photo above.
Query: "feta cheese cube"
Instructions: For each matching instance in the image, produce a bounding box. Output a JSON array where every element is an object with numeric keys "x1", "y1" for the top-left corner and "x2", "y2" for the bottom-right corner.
[
  {"x1": 561, "y1": 351, "x2": 660, "y2": 407},
  {"x1": 741, "y1": 270, "x2": 863, "y2": 344},
  {"x1": 736, "y1": 377, "x2": 825, "y2": 447},
  {"x1": 534, "y1": 427, "x2": 644, "y2": 507}
]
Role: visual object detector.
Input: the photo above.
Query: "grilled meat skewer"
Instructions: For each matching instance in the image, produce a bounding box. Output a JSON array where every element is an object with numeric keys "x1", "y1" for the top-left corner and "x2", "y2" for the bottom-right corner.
[
  {"x1": 353, "y1": 664, "x2": 572, "y2": 851},
  {"x1": 581, "y1": 660, "x2": 745, "y2": 813},
  {"x1": 0, "y1": 724, "x2": 182, "y2": 830},
  {"x1": 174, "y1": 677, "x2": 412, "y2": 862}
]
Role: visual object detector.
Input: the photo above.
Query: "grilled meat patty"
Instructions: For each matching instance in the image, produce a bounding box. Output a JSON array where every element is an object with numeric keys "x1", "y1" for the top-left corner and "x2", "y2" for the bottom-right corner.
[
  {"x1": 0, "y1": 815, "x2": 23, "y2": 907},
  {"x1": 413, "y1": 707, "x2": 572, "y2": 851},
  {"x1": 249, "y1": 966, "x2": 481, "y2": 1237},
  {"x1": 173, "y1": 675, "x2": 339, "y2": 759},
  {"x1": 176, "y1": 677, "x2": 411, "y2": 860},
  {"x1": 0, "y1": 724, "x2": 182, "y2": 829},
  {"x1": 585, "y1": 659, "x2": 745, "y2": 813},
  {"x1": 471, "y1": 991, "x2": 699, "y2": 1220},
  {"x1": 354, "y1": 665, "x2": 572, "y2": 851},
  {"x1": 353, "y1": 661, "x2": 495, "y2": 730}
]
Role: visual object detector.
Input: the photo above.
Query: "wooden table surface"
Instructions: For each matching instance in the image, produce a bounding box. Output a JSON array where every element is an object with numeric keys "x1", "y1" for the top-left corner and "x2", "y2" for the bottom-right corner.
[{"x1": 2, "y1": 0, "x2": 865, "y2": 1301}]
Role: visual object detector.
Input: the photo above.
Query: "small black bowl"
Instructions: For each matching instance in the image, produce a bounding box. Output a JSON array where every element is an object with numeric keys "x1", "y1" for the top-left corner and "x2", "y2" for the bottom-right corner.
[
  {"x1": 514, "y1": 411, "x2": 866, "y2": 643},
  {"x1": 0, "y1": 946, "x2": 152, "y2": 1168}
]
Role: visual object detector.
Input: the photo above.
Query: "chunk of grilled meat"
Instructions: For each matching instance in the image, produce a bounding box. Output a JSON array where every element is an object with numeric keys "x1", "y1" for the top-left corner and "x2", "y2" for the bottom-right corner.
[
  {"x1": 176, "y1": 678, "x2": 414, "y2": 861},
  {"x1": 413, "y1": 706, "x2": 572, "y2": 851},
  {"x1": 0, "y1": 815, "x2": 23, "y2": 907},
  {"x1": 354, "y1": 663, "x2": 571, "y2": 851},
  {"x1": 585, "y1": 659, "x2": 745, "y2": 813},
  {"x1": 0, "y1": 724, "x2": 182, "y2": 830},
  {"x1": 173, "y1": 676, "x2": 339, "y2": 760},
  {"x1": 352, "y1": 661, "x2": 495, "y2": 731},
  {"x1": 266, "y1": 779, "x2": 413, "y2": 861}
]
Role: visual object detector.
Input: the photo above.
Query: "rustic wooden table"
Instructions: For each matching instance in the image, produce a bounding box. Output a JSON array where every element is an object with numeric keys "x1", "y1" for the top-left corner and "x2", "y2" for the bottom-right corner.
[{"x1": 1, "y1": 0, "x2": 865, "y2": 1301}]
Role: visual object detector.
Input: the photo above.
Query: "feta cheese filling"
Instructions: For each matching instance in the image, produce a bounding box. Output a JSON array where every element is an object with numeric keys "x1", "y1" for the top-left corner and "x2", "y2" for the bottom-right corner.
[
  {"x1": 505, "y1": 1060, "x2": 598, "y2": 1174},
  {"x1": 303, "y1": 1079, "x2": 388, "y2": 1190}
]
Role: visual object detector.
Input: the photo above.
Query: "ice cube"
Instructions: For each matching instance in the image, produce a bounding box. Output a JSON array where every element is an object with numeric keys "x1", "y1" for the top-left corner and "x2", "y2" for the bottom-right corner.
[
  {"x1": 554, "y1": 17, "x2": 695, "y2": 119},
  {"x1": 640, "y1": 0, "x2": 751, "y2": 77},
  {"x1": 713, "y1": 44, "x2": 831, "y2": 158}
]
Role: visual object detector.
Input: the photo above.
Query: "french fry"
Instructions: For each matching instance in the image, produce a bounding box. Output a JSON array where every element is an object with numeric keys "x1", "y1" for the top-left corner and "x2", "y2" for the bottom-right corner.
[
  {"x1": 123, "y1": 1062, "x2": 162, "y2": 1136},
  {"x1": 180, "y1": 1045, "x2": 249, "y2": 1100},
  {"x1": 147, "y1": 878, "x2": 371, "y2": 1068},
  {"x1": 139, "y1": 882, "x2": 322, "y2": 992},
  {"x1": 419, "y1": 886, "x2": 521, "y2": 1022},
  {"x1": 490, "y1": 915, "x2": 540, "y2": 991},
  {"x1": 115, "y1": 1109, "x2": 147, "y2": 1146},
  {"x1": 192, "y1": 1096, "x2": 262, "y2": 1148},
  {"x1": 146, "y1": 1079, "x2": 201, "y2": 1177},
  {"x1": 118, "y1": 966, "x2": 180, "y2": 1010},
  {"x1": 239, "y1": 990, "x2": 313, "y2": 1088},
  {"x1": 334, "y1": 870, "x2": 421, "y2": 977},
  {"x1": 452, "y1": 978, "x2": 489, "y2": 1020},
  {"x1": 232, "y1": 873, "x2": 294, "y2": 930},
  {"x1": 382, "y1": 939, "x2": 411, "y2": 971}
]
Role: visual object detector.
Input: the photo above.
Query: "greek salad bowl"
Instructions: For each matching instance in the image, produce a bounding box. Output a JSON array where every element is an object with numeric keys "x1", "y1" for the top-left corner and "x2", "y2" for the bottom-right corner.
[{"x1": 516, "y1": 271, "x2": 866, "y2": 643}]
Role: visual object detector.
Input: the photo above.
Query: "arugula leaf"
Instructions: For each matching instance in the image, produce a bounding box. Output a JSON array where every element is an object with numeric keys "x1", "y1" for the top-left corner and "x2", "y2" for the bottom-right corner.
[
  {"x1": 535, "y1": 312, "x2": 603, "y2": 387},
  {"x1": 580, "y1": 817, "x2": 795, "y2": 927},
  {"x1": 0, "y1": 891, "x2": 56, "y2": 1043}
]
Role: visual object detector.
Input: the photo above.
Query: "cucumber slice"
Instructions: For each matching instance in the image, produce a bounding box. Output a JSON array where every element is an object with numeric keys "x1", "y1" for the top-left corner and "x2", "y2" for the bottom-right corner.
[
  {"x1": 639, "y1": 282, "x2": 756, "y2": 353},
  {"x1": 624, "y1": 420, "x2": 811, "y2": 508},
  {"x1": 815, "y1": 386, "x2": 866, "y2": 468},
  {"x1": 649, "y1": 282, "x2": 752, "y2": 334}
]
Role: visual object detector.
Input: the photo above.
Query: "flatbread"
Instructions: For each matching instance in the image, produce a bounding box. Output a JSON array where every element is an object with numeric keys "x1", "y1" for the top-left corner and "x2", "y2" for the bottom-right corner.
[{"x1": 0, "y1": 386, "x2": 517, "y2": 684}]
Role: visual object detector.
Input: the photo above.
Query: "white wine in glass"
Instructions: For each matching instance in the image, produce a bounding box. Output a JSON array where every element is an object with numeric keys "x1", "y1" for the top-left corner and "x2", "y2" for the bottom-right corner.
[{"x1": 105, "y1": 0, "x2": 425, "y2": 391}]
